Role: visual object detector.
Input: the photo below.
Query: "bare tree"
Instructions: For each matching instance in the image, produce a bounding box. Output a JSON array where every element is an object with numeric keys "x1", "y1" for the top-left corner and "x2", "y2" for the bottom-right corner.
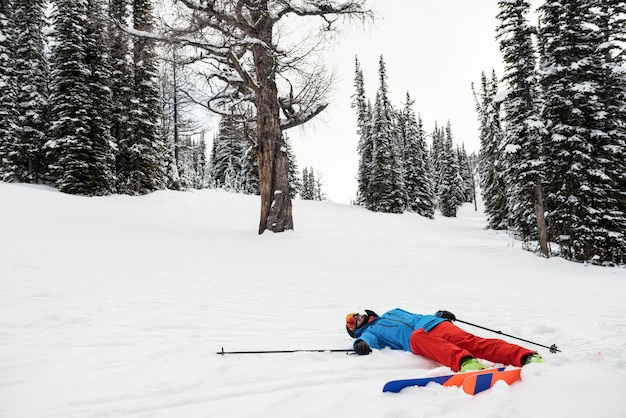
[{"x1": 165, "y1": 0, "x2": 372, "y2": 233}]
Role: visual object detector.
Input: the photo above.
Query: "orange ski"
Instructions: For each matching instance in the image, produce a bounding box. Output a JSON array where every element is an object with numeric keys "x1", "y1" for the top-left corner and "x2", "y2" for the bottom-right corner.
[{"x1": 462, "y1": 368, "x2": 522, "y2": 395}]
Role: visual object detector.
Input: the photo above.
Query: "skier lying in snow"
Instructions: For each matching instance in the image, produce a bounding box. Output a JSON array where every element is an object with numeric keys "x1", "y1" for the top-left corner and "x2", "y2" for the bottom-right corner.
[{"x1": 345, "y1": 308, "x2": 543, "y2": 372}]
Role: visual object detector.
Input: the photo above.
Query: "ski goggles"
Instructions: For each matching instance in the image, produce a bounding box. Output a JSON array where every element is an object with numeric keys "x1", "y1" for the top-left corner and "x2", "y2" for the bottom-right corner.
[
  {"x1": 346, "y1": 311, "x2": 367, "y2": 331},
  {"x1": 346, "y1": 313, "x2": 359, "y2": 331}
]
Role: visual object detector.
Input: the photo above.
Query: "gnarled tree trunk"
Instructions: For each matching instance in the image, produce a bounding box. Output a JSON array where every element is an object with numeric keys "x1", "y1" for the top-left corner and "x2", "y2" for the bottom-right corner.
[
  {"x1": 252, "y1": 15, "x2": 293, "y2": 234},
  {"x1": 255, "y1": 87, "x2": 293, "y2": 233}
]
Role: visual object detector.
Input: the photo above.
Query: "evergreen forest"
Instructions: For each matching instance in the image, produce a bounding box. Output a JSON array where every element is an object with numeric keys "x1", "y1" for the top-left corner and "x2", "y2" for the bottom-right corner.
[
  {"x1": 0, "y1": 0, "x2": 623, "y2": 265},
  {"x1": 353, "y1": 1, "x2": 625, "y2": 265}
]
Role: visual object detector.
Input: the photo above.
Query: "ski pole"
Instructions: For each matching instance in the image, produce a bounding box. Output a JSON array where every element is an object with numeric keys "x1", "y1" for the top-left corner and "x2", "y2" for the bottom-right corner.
[
  {"x1": 217, "y1": 347, "x2": 355, "y2": 355},
  {"x1": 456, "y1": 319, "x2": 561, "y2": 353}
]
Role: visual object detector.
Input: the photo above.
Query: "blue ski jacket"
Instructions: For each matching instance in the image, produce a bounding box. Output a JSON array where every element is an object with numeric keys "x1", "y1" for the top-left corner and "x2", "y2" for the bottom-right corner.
[{"x1": 353, "y1": 308, "x2": 447, "y2": 352}]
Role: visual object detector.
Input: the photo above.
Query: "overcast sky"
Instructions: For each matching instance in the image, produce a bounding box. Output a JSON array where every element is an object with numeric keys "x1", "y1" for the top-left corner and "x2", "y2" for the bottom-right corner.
[{"x1": 287, "y1": 0, "x2": 541, "y2": 204}]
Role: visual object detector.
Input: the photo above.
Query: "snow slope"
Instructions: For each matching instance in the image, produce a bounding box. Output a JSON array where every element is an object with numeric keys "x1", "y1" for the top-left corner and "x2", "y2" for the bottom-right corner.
[{"x1": 1, "y1": 182, "x2": 625, "y2": 417}]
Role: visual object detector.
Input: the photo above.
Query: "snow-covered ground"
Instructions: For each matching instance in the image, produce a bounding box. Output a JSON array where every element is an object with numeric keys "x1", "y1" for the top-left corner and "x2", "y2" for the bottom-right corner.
[{"x1": 1, "y1": 182, "x2": 625, "y2": 417}]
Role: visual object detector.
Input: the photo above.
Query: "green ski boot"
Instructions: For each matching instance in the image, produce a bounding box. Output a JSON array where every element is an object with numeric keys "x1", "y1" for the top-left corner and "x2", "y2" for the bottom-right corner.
[
  {"x1": 523, "y1": 353, "x2": 544, "y2": 365},
  {"x1": 460, "y1": 357, "x2": 488, "y2": 373}
]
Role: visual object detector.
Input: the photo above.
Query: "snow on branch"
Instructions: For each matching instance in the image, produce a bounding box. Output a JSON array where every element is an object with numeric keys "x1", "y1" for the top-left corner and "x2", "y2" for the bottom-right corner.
[
  {"x1": 280, "y1": 103, "x2": 328, "y2": 130},
  {"x1": 228, "y1": 49, "x2": 260, "y2": 92}
]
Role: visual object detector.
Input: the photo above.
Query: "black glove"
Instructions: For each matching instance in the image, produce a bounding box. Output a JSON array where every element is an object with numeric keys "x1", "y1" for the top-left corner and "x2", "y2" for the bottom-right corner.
[
  {"x1": 437, "y1": 310, "x2": 456, "y2": 321},
  {"x1": 354, "y1": 340, "x2": 371, "y2": 355}
]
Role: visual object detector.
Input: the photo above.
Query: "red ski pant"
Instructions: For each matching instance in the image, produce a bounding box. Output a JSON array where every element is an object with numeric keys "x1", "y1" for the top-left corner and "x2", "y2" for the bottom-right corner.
[{"x1": 409, "y1": 321, "x2": 534, "y2": 372}]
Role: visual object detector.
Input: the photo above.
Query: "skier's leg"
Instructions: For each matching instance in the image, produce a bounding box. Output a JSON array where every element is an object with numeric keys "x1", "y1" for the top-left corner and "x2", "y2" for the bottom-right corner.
[
  {"x1": 429, "y1": 321, "x2": 534, "y2": 367},
  {"x1": 409, "y1": 328, "x2": 471, "y2": 372}
]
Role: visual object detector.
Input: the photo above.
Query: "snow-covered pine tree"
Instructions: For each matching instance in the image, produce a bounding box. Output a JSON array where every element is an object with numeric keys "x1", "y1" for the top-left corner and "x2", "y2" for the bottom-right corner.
[
  {"x1": 210, "y1": 115, "x2": 268, "y2": 195},
  {"x1": 415, "y1": 114, "x2": 436, "y2": 218},
  {"x1": 352, "y1": 56, "x2": 373, "y2": 207},
  {"x1": 300, "y1": 167, "x2": 326, "y2": 201},
  {"x1": 538, "y1": 0, "x2": 623, "y2": 264},
  {"x1": 240, "y1": 122, "x2": 260, "y2": 195},
  {"x1": 455, "y1": 143, "x2": 474, "y2": 204},
  {"x1": 394, "y1": 95, "x2": 409, "y2": 204},
  {"x1": 284, "y1": 135, "x2": 301, "y2": 199},
  {"x1": 192, "y1": 135, "x2": 209, "y2": 189},
  {"x1": 398, "y1": 93, "x2": 434, "y2": 218},
  {"x1": 108, "y1": 0, "x2": 133, "y2": 188},
  {"x1": 496, "y1": 0, "x2": 549, "y2": 256},
  {"x1": 0, "y1": 0, "x2": 19, "y2": 181},
  {"x1": 429, "y1": 123, "x2": 444, "y2": 202},
  {"x1": 47, "y1": 0, "x2": 86, "y2": 182},
  {"x1": 12, "y1": 0, "x2": 48, "y2": 183},
  {"x1": 473, "y1": 70, "x2": 509, "y2": 230},
  {"x1": 163, "y1": 140, "x2": 183, "y2": 191},
  {"x1": 586, "y1": 1, "x2": 626, "y2": 264},
  {"x1": 389, "y1": 110, "x2": 406, "y2": 212},
  {"x1": 208, "y1": 137, "x2": 218, "y2": 186},
  {"x1": 466, "y1": 151, "x2": 480, "y2": 211},
  {"x1": 84, "y1": 0, "x2": 116, "y2": 193},
  {"x1": 497, "y1": 0, "x2": 548, "y2": 257},
  {"x1": 47, "y1": 0, "x2": 105, "y2": 195},
  {"x1": 301, "y1": 167, "x2": 314, "y2": 200},
  {"x1": 369, "y1": 56, "x2": 405, "y2": 213},
  {"x1": 170, "y1": 135, "x2": 206, "y2": 190},
  {"x1": 437, "y1": 122, "x2": 462, "y2": 217},
  {"x1": 211, "y1": 116, "x2": 245, "y2": 190},
  {"x1": 117, "y1": 0, "x2": 166, "y2": 194}
]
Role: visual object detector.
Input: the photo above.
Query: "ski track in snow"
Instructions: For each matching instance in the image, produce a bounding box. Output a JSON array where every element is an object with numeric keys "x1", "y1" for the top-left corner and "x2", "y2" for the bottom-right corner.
[{"x1": 1, "y1": 183, "x2": 625, "y2": 418}]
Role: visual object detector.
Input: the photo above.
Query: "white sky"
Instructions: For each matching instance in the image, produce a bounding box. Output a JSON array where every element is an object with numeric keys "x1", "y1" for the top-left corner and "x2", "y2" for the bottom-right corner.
[{"x1": 287, "y1": 0, "x2": 541, "y2": 204}]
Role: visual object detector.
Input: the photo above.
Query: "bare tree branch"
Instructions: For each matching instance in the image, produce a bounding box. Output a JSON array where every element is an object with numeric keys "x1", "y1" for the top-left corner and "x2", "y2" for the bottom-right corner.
[{"x1": 280, "y1": 103, "x2": 328, "y2": 130}]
